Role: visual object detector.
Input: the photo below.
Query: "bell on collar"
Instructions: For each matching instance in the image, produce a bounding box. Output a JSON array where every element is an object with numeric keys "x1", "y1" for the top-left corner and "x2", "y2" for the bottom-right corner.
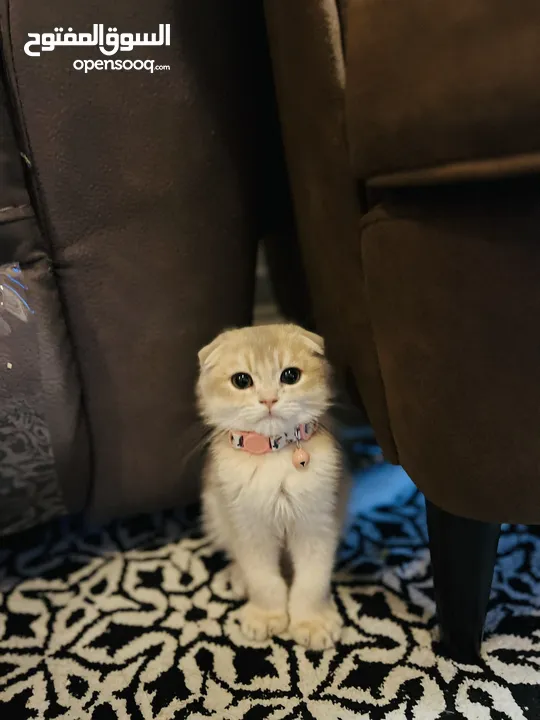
[{"x1": 292, "y1": 445, "x2": 310, "y2": 470}]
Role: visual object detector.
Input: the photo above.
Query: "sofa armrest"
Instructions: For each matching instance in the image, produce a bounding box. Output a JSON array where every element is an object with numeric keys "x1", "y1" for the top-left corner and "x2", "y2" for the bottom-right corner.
[{"x1": 346, "y1": 0, "x2": 540, "y2": 186}]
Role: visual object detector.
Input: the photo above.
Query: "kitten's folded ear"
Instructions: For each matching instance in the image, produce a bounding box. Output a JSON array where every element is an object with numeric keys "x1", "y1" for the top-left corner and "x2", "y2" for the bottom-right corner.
[
  {"x1": 198, "y1": 336, "x2": 222, "y2": 369},
  {"x1": 297, "y1": 327, "x2": 325, "y2": 356},
  {"x1": 198, "y1": 328, "x2": 235, "y2": 369}
]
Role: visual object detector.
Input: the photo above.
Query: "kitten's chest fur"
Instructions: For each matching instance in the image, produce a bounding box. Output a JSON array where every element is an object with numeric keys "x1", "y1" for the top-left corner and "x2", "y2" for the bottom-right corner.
[{"x1": 206, "y1": 431, "x2": 342, "y2": 535}]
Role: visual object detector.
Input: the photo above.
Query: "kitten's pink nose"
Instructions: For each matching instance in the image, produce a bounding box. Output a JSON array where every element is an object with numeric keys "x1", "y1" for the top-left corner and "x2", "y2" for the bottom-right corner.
[{"x1": 259, "y1": 398, "x2": 278, "y2": 410}]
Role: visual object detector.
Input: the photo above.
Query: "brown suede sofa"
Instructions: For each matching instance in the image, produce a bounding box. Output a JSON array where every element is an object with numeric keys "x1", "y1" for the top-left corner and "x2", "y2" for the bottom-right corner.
[
  {"x1": 264, "y1": 0, "x2": 540, "y2": 662},
  {"x1": 0, "y1": 1, "x2": 290, "y2": 535}
]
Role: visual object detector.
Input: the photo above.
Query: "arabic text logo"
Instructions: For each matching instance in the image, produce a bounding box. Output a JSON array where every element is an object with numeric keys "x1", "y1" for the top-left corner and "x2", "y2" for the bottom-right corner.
[{"x1": 24, "y1": 24, "x2": 170, "y2": 58}]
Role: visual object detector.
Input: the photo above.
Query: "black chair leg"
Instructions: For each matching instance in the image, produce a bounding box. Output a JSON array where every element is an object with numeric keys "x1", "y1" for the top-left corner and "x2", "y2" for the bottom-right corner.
[{"x1": 426, "y1": 499, "x2": 500, "y2": 664}]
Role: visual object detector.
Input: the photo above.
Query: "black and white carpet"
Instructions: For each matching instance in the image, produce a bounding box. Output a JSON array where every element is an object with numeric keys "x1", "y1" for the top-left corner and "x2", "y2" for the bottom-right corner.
[{"x1": 1, "y1": 456, "x2": 540, "y2": 719}]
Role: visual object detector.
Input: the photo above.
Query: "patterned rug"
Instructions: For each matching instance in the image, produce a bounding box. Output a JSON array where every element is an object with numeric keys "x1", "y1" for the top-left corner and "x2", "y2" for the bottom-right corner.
[{"x1": 1, "y1": 457, "x2": 540, "y2": 719}]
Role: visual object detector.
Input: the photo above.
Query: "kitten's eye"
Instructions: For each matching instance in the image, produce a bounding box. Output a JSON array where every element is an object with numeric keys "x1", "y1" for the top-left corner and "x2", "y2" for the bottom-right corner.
[
  {"x1": 280, "y1": 367, "x2": 302, "y2": 385},
  {"x1": 231, "y1": 372, "x2": 253, "y2": 390}
]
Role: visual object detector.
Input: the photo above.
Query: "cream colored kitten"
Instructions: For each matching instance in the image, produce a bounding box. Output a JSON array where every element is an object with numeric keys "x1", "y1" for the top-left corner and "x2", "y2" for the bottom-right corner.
[{"x1": 197, "y1": 324, "x2": 349, "y2": 650}]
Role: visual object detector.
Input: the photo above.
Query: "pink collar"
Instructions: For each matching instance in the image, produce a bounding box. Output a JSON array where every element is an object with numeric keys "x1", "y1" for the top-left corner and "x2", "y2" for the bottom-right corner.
[{"x1": 229, "y1": 422, "x2": 317, "y2": 455}]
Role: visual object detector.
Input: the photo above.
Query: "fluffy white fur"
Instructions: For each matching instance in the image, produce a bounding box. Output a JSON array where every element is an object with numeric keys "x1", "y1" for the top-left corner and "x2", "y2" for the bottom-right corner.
[{"x1": 197, "y1": 324, "x2": 350, "y2": 650}]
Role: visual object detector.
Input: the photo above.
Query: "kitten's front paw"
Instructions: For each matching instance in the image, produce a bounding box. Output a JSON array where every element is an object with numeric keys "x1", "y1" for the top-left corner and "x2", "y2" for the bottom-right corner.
[
  {"x1": 240, "y1": 602, "x2": 288, "y2": 642},
  {"x1": 290, "y1": 605, "x2": 343, "y2": 650}
]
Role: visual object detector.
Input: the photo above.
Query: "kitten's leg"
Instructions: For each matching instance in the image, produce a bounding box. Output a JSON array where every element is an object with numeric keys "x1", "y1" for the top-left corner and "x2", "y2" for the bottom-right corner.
[
  {"x1": 202, "y1": 483, "x2": 247, "y2": 599},
  {"x1": 203, "y1": 467, "x2": 287, "y2": 638},
  {"x1": 288, "y1": 523, "x2": 342, "y2": 650},
  {"x1": 234, "y1": 530, "x2": 289, "y2": 641}
]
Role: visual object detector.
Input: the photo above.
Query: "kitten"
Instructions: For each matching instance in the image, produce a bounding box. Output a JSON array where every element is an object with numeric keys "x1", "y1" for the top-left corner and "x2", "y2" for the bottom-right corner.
[{"x1": 196, "y1": 324, "x2": 350, "y2": 650}]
